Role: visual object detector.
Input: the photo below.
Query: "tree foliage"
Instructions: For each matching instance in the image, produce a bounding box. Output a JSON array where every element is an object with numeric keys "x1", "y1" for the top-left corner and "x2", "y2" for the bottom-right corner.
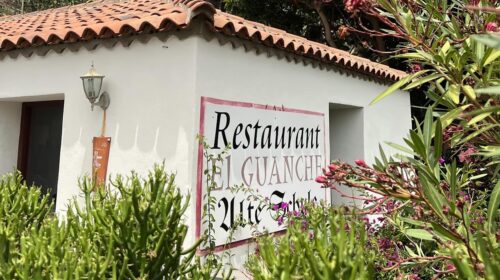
[
  {"x1": 0, "y1": 0, "x2": 88, "y2": 15},
  {"x1": 312, "y1": 0, "x2": 500, "y2": 278},
  {"x1": 222, "y1": 0, "x2": 401, "y2": 62}
]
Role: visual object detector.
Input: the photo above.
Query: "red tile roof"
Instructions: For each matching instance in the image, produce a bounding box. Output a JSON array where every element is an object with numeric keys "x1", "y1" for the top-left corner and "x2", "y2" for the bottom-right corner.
[{"x1": 0, "y1": 0, "x2": 406, "y2": 81}]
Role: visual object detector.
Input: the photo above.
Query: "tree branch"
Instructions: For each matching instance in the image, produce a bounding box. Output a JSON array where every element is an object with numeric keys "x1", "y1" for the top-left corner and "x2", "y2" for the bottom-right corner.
[{"x1": 314, "y1": 4, "x2": 337, "y2": 47}]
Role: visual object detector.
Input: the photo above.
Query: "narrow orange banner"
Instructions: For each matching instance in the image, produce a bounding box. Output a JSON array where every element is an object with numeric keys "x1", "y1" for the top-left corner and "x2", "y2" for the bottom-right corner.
[{"x1": 92, "y1": 136, "x2": 111, "y2": 188}]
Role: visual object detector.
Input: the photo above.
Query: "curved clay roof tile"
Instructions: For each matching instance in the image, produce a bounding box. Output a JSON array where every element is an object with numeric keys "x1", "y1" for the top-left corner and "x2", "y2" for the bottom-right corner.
[{"x1": 0, "y1": 0, "x2": 406, "y2": 81}]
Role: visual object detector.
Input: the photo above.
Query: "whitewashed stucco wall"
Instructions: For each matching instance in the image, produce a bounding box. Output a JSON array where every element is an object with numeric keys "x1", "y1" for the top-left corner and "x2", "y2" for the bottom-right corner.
[
  {"x1": 193, "y1": 37, "x2": 411, "y2": 267},
  {"x1": 0, "y1": 34, "x2": 200, "y2": 228},
  {"x1": 0, "y1": 30, "x2": 411, "y2": 273},
  {"x1": 0, "y1": 102, "x2": 21, "y2": 175},
  {"x1": 195, "y1": 38, "x2": 411, "y2": 165}
]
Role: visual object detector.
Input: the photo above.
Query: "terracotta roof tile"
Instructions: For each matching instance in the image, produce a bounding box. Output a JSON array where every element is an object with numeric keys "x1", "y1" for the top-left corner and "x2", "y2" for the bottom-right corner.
[{"x1": 0, "y1": 0, "x2": 406, "y2": 81}]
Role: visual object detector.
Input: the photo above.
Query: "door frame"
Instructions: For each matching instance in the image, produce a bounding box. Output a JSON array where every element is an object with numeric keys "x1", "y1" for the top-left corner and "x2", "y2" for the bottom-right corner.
[{"x1": 17, "y1": 100, "x2": 64, "y2": 178}]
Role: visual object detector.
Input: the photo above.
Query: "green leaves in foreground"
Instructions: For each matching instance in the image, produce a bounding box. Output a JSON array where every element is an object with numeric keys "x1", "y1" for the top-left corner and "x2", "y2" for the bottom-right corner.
[
  {"x1": 246, "y1": 206, "x2": 374, "y2": 280},
  {"x1": 370, "y1": 70, "x2": 429, "y2": 105},
  {"x1": 487, "y1": 181, "x2": 500, "y2": 234},
  {"x1": 0, "y1": 166, "x2": 213, "y2": 279}
]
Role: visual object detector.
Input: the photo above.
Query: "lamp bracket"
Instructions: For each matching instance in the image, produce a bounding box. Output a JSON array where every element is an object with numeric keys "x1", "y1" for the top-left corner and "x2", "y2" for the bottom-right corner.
[{"x1": 91, "y1": 91, "x2": 110, "y2": 111}]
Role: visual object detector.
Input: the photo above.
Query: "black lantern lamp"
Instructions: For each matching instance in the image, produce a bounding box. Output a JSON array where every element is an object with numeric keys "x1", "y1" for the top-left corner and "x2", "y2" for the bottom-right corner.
[{"x1": 81, "y1": 63, "x2": 110, "y2": 111}]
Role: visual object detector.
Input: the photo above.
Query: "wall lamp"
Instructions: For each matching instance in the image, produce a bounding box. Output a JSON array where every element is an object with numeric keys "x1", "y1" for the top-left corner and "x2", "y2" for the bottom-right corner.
[
  {"x1": 81, "y1": 63, "x2": 110, "y2": 111},
  {"x1": 81, "y1": 63, "x2": 112, "y2": 188}
]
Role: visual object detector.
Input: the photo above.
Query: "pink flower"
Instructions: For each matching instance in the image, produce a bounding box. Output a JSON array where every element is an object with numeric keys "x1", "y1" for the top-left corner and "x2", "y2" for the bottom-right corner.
[
  {"x1": 280, "y1": 202, "x2": 289, "y2": 209},
  {"x1": 354, "y1": 159, "x2": 368, "y2": 167},
  {"x1": 443, "y1": 124, "x2": 463, "y2": 142},
  {"x1": 344, "y1": 223, "x2": 350, "y2": 231},
  {"x1": 377, "y1": 237, "x2": 391, "y2": 250},
  {"x1": 315, "y1": 175, "x2": 328, "y2": 184},
  {"x1": 344, "y1": 0, "x2": 370, "y2": 13},
  {"x1": 485, "y1": 22, "x2": 498, "y2": 32},
  {"x1": 277, "y1": 215, "x2": 284, "y2": 226},
  {"x1": 308, "y1": 231, "x2": 315, "y2": 239},
  {"x1": 408, "y1": 274, "x2": 421, "y2": 280},
  {"x1": 272, "y1": 204, "x2": 280, "y2": 211},
  {"x1": 328, "y1": 164, "x2": 339, "y2": 172},
  {"x1": 334, "y1": 172, "x2": 347, "y2": 181},
  {"x1": 439, "y1": 157, "x2": 445, "y2": 165},
  {"x1": 446, "y1": 263, "x2": 456, "y2": 271},
  {"x1": 458, "y1": 146, "x2": 476, "y2": 163},
  {"x1": 301, "y1": 220, "x2": 308, "y2": 230},
  {"x1": 410, "y1": 63, "x2": 423, "y2": 73}
]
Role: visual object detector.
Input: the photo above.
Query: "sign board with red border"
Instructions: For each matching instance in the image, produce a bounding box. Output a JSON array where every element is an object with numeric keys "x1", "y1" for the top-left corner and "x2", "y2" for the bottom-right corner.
[{"x1": 196, "y1": 97, "x2": 327, "y2": 251}]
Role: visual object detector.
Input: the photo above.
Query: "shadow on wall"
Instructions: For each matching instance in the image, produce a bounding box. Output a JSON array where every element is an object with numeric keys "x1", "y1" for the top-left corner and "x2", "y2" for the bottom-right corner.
[
  {"x1": 59, "y1": 88, "x2": 196, "y2": 170},
  {"x1": 329, "y1": 103, "x2": 364, "y2": 207},
  {"x1": 0, "y1": 101, "x2": 22, "y2": 175}
]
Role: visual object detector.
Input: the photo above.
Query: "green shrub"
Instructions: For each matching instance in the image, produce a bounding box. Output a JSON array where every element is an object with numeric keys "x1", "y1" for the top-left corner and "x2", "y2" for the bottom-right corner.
[
  {"x1": 0, "y1": 172, "x2": 55, "y2": 276},
  {"x1": 310, "y1": 1, "x2": 499, "y2": 278},
  {"x1": 0, "y1": 165, "x2": 213, "y2": 279},
  {"x1": 64, "y1": 167, "x2": 199, "y2": 279},
  {"x1": 246, "y1": 204, "x2": 375, "y2": 280}
]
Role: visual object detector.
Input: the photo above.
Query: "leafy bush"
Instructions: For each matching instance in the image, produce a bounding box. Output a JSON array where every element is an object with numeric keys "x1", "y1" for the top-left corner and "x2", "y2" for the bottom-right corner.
[
  {"x1": 0, "y1": 165, "x2": 213, "y2": 279},
  {"x1": 246, "y1": 204, "x2": 375, "y2": 280},
  {"x1": 312, "y1": 1, "x2": 500, "y2": 279},
  {"x1": 246, "y1": 1, "x2": 499, "y2": 279},
  {"x1": 65, "y1": 168, "x2": 199, "y2": 278},
  {"x1": 0, "y1": 172, "x2": 54, "y2": 275}
]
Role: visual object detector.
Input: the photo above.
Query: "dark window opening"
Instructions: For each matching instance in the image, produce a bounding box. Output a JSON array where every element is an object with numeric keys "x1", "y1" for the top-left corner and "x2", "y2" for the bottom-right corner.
[{"x1": 17, "y1": 101, "x2": 64, "y2": 202}]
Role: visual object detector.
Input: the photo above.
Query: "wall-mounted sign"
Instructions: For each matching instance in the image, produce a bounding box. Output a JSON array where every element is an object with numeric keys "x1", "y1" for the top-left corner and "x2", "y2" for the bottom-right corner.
[
  {"x1": 92, "y1": 136, "x2": 111, "y2": 187},
  {"x1": 196, "y1": 97, "x2": 327, "y2": 250}
]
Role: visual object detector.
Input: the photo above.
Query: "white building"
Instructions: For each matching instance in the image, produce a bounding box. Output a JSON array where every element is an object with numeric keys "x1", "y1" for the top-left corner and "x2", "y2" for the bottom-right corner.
[{"x1": 0, "y1": 0, "x2": 410, "y2": 268}]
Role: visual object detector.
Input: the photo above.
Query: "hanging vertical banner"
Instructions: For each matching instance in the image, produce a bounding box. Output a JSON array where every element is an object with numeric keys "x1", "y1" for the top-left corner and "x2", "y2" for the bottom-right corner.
[
  {"x1": 92, "y1": 136, "x2": 111, "y2": 187},
  {"x1": 196, "y1": 97, "x2": 327, "y2": 250}
]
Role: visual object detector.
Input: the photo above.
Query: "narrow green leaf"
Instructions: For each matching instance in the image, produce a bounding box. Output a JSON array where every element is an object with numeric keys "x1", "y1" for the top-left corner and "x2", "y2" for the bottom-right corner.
[
  {"x1": 439, "y1": 41, "x2": 451, "y2": 57},
  {"x1": 370, "y1": 71, "x2": 428, "y2": 105},
  {"x1": 399, "y1": 217, "x2": 429, "y2": 227},
  {"x1": 457, "y1": 124, "x2": 498, "y2": 146},
  {"x1": 452, "y1": 254, "x2": 476, "y2": 279},
  {"x1": 440, "y1": 105, "x2": 470, "y2": 127},
  {"x1": 487, "y1": 181, "x2": 500, "y2": 234},
  {"x1": 463, "y1": 105, "x2": 500, "y2": 117},
  {"x1": 476, "y1": 85, "x2": 500, "y2": 95},
  {"x1": 405, "y1": 229, "x2": 434, "y2": 241},
  {"x1": 405, "y1": 246, "x2": 418, "y2": 257},
  {"x1": 462, "y1": 85, "x2": 476, "y2": 101},
  {"x1": 430, "y1": 222, "x2": 461, "y2": 243},
  {"x1": 434, "y1": 119, "x2": 443, "y2": 163},
  {"x1": 392, "y1": 53, "x2": 428, "y2": 60},
  {"x1": 483, "y1": 49, "x2": 500, "y2": 66},
  {"x1": 378, "y1": 144, "x2": 388, "y2": 165},
  {"x1": 420, "y1": 176, "x2": 447, "y2": 221},
  {"x1": 423, "y1": 108, "x2": 434, "y2": 152},
  {"x1": 403, "y1": 73, "x2": 442, "y2": 90},
  {"x1": 445, "y1": 84, "x2": 460, "y2": 104},
  {"x1": 467, "y1": 112, "x2": 492, "y2": 125},
  {"x1": 478, "y1": 146, "x2": 500, "y2": 159},
  {"x1": 449, "y1": 161, "x2": 457, "y2": 207},
  {"x1": 385, "y1": 141, "x2": 417, "y2": 156},
  {"x1": 409, "y1": 130, "x2": 427, "y2": 160},
  {"x1": 471, "y1": 34, "x2": 500, "y2": 49}
]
